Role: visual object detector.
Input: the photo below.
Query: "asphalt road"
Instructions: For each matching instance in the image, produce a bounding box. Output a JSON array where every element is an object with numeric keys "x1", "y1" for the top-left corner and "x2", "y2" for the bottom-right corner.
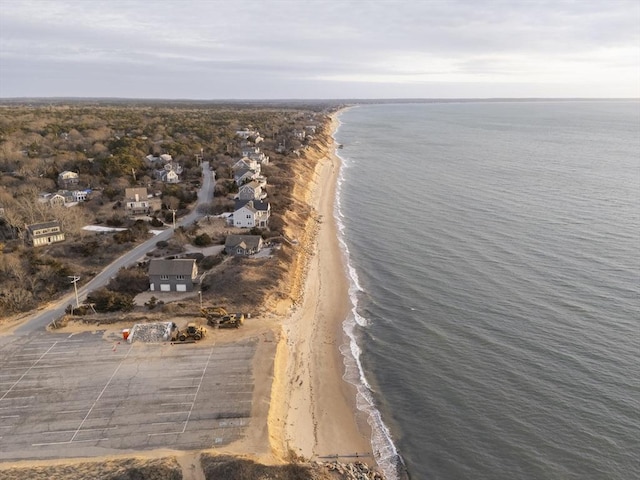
[
  {"x1": 11, "y1": 162, "x2": 215, "y2": 337},
  {"x1": 0, "y1": 329, "x2": 256, "y2": 461}
]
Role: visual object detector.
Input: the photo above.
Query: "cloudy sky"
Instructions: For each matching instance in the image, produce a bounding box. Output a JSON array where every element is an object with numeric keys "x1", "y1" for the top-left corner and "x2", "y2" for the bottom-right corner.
[{"x1": 1, "y1": 0, "x2": 638, "y2": 99}]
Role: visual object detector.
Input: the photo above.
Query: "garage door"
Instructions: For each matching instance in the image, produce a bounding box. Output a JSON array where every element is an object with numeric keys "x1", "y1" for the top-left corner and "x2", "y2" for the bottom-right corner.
[
  {"x1": 176, "y1": 284, "x2": 186, "y2": 292},
  {"x1": 160, "y1": 284, "x2": 171, "y2": 292}
]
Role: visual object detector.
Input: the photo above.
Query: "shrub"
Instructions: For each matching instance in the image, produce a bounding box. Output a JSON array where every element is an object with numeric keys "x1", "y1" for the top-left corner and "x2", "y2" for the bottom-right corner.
[
  {"x1": 200, "y1": 254, "x2": 223, "y2": 270},
  {"x1": 193, "y1": 233, "x2": 212, "y2": 246},
  {"x1": 113, "y1": 229, "x2": 136, "y2": 244},
  {"x1": 87, "y1": 287, "x2": 134, "y2": 312},
  {"x1": 150, "y1": 216, "x2": 164, "y2": 227},
  {"x1": 106, "y1": 213, "x2": 124, "y2": 227},
  {"x1": 145, "y1": 296, "x2": 158, "y2": 310},
  {"x1": 107, "y1": 266, "x2": 149, "y2": 294}
]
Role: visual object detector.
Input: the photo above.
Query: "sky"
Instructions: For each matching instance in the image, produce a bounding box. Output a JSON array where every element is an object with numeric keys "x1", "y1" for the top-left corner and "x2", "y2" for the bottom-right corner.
[{"x1": 1, "y1": 0, "x2": 639, "y2": 99}]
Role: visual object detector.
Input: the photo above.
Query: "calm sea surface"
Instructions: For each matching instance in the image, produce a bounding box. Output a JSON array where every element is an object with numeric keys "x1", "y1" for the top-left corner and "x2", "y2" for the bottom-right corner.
[{"x1": 333, "y1": 101, "x2": 639, "y2": 480}]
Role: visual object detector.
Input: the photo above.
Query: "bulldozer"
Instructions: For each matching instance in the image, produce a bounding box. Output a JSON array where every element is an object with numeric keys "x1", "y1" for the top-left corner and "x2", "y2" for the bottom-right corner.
[
  {"x1": 176, "y1": 322, "x2": 206, "y2": 342},
  {"x1": 201, "y1": 306, "x2": 245, "y2": 329}
]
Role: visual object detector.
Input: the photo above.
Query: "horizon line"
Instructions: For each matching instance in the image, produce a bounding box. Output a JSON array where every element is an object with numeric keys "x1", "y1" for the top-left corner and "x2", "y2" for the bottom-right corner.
[{"x1": 0, "y1": 96, "x2": 638, "y2": 103}]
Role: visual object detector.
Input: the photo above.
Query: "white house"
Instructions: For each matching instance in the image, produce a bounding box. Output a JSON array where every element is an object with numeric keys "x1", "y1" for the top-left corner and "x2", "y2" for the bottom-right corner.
[
  {"x1": 164, "y1": 170, "x2": 180, "y2": 183},
  {"x1": 58, "y1": 171, "x2": 79, "y2": 188},
  {"x1": 232, "y1": 157, "x2": 259, "y2": 172},
  {"x1": 233, "y1": 200, "x2": 270, "y2": 228},
  {"x1": 236, "y1": 128, "x2": 258, "y2": 139},
  {"x1": 72, "y1": 190, "x2": 89, "y2": 202},
  {"x1": 241, "y1": 145, "x2": 260, "y2": 158}
]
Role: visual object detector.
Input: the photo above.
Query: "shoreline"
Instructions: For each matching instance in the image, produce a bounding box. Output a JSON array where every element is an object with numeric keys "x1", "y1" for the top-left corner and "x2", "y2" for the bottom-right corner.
[
  {"x1": 269, "y1": 110, "x2": 374, "y2": 462},
  {"x1": 0, "y1": 108, "x2": 378, "y2": 477}
]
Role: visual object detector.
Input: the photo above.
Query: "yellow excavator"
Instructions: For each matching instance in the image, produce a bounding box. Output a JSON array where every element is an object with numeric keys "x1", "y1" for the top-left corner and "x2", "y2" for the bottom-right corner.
[{"x1": 200, "y1": 307, "x2": 244, "y2": 329}]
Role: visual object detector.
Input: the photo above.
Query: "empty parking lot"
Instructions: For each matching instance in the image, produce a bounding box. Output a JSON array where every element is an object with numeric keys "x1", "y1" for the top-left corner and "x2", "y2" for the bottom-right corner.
[{"x1": 0, "y1": 330, "x2": 257, "y2": 461}]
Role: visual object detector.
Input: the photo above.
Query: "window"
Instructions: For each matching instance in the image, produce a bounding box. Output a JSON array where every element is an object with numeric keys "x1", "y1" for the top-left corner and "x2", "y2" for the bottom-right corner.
[
  {"x1": 176, "y1": 275, "x2": 185, "y2": 280},
  {"x1": 160, "y1": 275, "x2": 169, "y2": 280}
]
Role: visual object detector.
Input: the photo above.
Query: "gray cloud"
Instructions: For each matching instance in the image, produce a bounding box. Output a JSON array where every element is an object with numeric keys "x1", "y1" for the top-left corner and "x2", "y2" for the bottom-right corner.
[{"x1": 1, "y1": 0, "x2": 638, "y2": 98}]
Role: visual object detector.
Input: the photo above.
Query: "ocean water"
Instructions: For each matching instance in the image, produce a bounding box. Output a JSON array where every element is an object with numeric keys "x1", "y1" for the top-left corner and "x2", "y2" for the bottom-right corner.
[{"x1": 333, "y1": 101, "x2": 640, "y2": 480}]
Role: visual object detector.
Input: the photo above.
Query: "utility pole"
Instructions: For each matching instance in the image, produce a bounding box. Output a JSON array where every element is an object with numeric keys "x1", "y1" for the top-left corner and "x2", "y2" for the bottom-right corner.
[
  {"x1": 198, "y1": 290, "x2": 202, "y2": 310},
  {"x1": 170, "y1": 209, "x2": 177, "y2": 229},
  {"x1": 68, "y1": 275, "x2": 80, "y2": 308}
]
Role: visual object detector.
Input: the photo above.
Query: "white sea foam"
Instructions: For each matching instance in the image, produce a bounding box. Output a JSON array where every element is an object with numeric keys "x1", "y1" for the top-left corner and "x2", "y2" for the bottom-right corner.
[{"x1": 333, "y1": 121, "x2": 405, "y2": 480}]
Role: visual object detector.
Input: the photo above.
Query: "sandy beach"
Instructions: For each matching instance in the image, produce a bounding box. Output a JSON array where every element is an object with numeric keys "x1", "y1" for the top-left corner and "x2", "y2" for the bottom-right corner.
[
  {"x1": 269, "y1": 113, "x2": 373, "y2": 462},
  {"x1": 0, "y1": 111, "x2": 376, "y2": 479}
]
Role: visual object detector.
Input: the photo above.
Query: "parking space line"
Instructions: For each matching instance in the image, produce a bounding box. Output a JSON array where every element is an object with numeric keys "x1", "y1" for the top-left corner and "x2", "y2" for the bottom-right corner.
[
  {"x1": 2, "y1": 365, "x2": 59, "y2": 370},
  {"x1": 41, "y1": 427, "x2": 117, "y2": 435},
  {"x1": 1, "y1": 396, "x2": 35, "y2": 401},
  {"x1": 0, "y1": 405, "x2": 29, "y2": 411},
  {"x1": 0, "y1": 342, "x2": 58, "y2": 401},
  {"x1": 71, "y1": 438, "x2": 109, "y2": 444},
  {"x1": 0, "y1": 415, "x2": 20, "y2": 419},
  {"x1": 157, "y1": 411, "x2": 190, "y2": 415},
  {"x1": 161, "y1": 402, "x2": 193, "y2": 406},
  {"x1": 11, "y1": 353, "x2": 52, "y2": 358},
  {"x1": 163, "y1": 393, "x2": 197, "y2": 397},
  {"x1": 69, "y1": 344, "x2": 133, "y2": 443},
  {"x1": 181, "y1": 348, "x2": 214, "y2": 434},
  {"x1": 152, "y1": 421, "x2": 180, "y2": 426},
  {"x1": 148, "y1": 431, "x2": 180, "y2": 437},
  {"x1": 32, "y1": 440, "x2": 71, "y2": 446}
]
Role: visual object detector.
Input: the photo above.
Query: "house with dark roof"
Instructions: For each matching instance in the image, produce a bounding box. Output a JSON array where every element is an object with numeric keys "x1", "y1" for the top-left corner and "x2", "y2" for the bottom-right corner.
[
  {"x1": 234, "y1": 168, "x2": 259, "y2": 186},
  {"x1": 25, "y1": 220, "x2": 65, "y2": 247},
  {"x1": 148, "y1": 258, "x2": 198, "y2": 292},
  {"x1": 224, "y1": 235, "x2": 264, "y2": 256},
  {"x1": 233, "y1": 199, "x2": 270, "y2": 228},
  {"x1": 237, "y1": 180, "x2": 267, "y2": 201},
  {"x1": 232, "y1": 157, "x2": 259, "y2": 172}
]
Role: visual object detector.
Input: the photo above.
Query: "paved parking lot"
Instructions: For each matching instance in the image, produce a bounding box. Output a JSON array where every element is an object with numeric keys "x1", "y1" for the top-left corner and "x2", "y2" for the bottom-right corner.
[{"x1": 0, "y1": 331, "x2": 257, "y2": 461}]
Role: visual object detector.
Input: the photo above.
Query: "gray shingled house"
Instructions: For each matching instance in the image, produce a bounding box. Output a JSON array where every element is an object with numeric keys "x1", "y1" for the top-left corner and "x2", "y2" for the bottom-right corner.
[
  {"x1": 148, "y1": 258, "x2": 198, "y2": 292},
  {"x1": 224, "y1": 235, "x2": 264, "y2": 256},
  {"x1": 25, "y1": 220, "x2": 65, "y2": 247}
]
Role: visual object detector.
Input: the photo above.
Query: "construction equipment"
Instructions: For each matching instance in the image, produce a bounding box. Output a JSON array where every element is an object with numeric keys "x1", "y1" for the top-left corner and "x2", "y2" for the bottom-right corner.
[
  {"x1": 176, "y1": 322, "x2": 206, "y2": 341},
  {"x1": 201, "y1": 307, "x2": 245, "y2": 329}
]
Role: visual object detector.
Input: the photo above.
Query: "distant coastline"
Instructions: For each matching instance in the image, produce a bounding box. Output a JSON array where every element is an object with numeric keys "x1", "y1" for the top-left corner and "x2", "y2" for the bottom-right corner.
[{"x1": 1, "y1": 97, "x2": 637, "y2": 108}]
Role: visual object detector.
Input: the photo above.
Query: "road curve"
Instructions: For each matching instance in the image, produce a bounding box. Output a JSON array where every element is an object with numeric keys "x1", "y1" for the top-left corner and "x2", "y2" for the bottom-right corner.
[{"x1": 11, "y1": 162, "x2": 215, "y2": 336}]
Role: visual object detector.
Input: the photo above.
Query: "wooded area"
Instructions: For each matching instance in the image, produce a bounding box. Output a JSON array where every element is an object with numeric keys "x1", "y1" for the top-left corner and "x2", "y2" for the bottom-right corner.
[{"x1": 0, "y1": 101, "x2": 336, "y2": 315}]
